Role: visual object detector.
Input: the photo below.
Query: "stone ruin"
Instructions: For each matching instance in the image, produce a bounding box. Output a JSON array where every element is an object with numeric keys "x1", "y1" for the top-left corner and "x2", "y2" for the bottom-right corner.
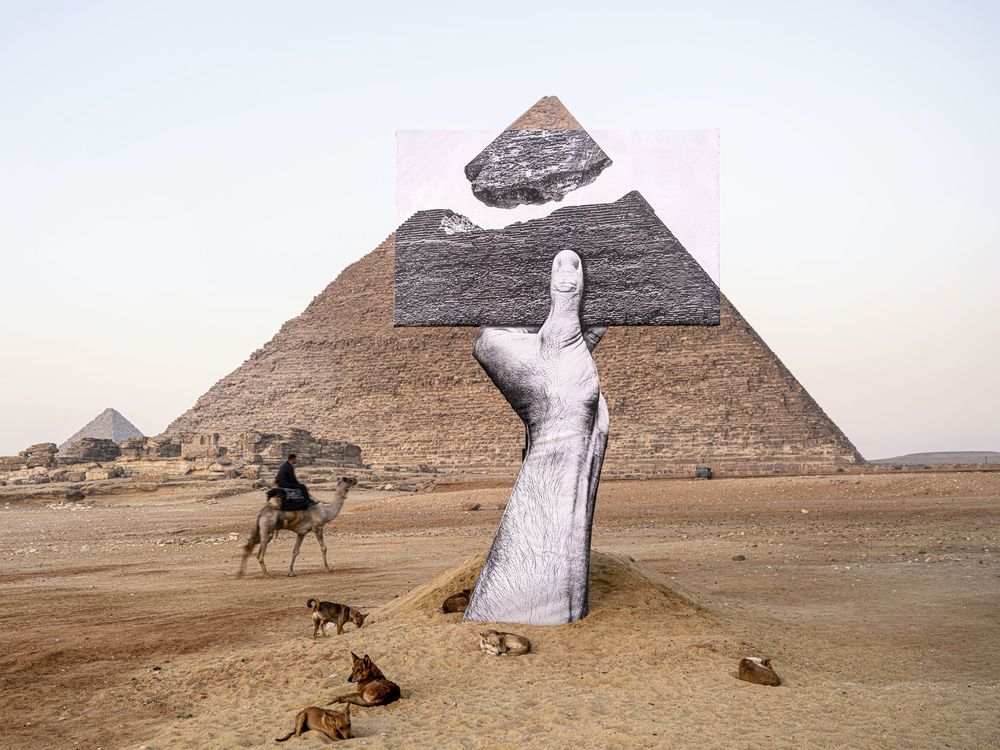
[
  {"x1": 0, "y1": 429, "x2": 363, "y2": 489},
  {"x1": 62, "y1": 437, "x2": 122, "y2": 462}
]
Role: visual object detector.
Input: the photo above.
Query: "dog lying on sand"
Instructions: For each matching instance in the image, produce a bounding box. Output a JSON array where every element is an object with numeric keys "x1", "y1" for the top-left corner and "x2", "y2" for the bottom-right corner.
[
  {"x1": 275, "y1": 704, "x2": 351, "y2": 743},
  {"x1": 479, "y1": 629, "x2": 531, "y2": 656},
  {"x1": 306, "y1": 597, "x2": 368, "y2": 638},
  {"x1": 328, "y1": 652, "x2": 401, "y2": 707},
  {"x1": 738, "y1": 656, "x2": 781, "y2": 686},
  {"x1": 441, "y1": 589, "x2": 472, "y2": 613}
]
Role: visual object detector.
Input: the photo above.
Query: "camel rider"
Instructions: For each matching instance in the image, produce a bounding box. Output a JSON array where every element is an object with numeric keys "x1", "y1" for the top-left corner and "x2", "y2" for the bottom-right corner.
[{"x1": 274, "y1": 454, "x2": 315, "y2": 511}]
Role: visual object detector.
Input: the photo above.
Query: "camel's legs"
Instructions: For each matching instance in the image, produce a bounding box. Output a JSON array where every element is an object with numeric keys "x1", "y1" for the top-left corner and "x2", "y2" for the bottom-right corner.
[
  {"x1": 288, "y1": 533, "x2": 305, "y2": 577},
  {"x1": 315, "y1": 527, "x2": 331, "y2": 572},
  {"x1": 256, "y1": 519, "x2": 273, "y2": 577}
]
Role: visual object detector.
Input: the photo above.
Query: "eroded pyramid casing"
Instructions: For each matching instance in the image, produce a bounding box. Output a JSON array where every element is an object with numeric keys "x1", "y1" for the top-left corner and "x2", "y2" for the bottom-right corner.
[{"x1": 168, "y1": 235, "x2": 864, "y2": 478}]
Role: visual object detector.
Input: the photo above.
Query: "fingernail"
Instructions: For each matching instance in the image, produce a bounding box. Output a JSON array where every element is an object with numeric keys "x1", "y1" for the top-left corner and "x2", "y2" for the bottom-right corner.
[{"x1": 554, "y1": 251, "x2": 580, "y2": 272}]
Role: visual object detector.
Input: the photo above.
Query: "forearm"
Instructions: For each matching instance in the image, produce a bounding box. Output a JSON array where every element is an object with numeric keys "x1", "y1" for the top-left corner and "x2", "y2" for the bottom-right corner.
[{"x1": 465, "y1": 405, "x2": 608, "y2": 625}]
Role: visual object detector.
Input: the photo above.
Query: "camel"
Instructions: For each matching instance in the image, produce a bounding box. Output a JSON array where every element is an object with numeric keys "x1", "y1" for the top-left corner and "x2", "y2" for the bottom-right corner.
[{"x1": 237, "y1": 475, "x2": 358, "y2": 578}]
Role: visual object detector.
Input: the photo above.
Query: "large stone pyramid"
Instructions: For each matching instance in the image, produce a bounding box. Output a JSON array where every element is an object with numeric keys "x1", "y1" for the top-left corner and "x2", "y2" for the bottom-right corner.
[
  {"x1": 166, "y1": 234, "x2": 864, "y2": 477},
  {"x1": 169, "y1": 97, "x2": 863, "y2": 477},
  {"x1": 59, "y1": 408, "x2": 144, "y2": 453}
]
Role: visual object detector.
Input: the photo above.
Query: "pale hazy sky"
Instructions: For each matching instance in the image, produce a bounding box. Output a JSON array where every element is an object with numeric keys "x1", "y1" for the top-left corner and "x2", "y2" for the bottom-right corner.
[{"x1": 1, "y1": 1, "x2": 998, "y2": 459}]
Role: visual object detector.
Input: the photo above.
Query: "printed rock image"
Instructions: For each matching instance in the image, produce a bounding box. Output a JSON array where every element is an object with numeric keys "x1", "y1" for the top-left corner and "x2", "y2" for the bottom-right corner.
[{"x1": 464, "y1": 95, "x2": 613, "y2": 209}]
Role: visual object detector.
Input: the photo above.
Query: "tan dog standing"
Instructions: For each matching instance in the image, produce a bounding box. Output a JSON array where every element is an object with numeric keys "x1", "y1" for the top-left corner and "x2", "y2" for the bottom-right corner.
[{"x1": 306, "y1": 597, "x2": 368, "y2": 637}]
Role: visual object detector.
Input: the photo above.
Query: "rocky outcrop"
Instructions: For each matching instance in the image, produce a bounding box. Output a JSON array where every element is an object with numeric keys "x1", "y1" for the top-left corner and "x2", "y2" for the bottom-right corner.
[
  {"x1": 165, "y1": 233, "x2": 865, "y2": 478},
  {"x1": 178, "y1": 433, "x2": 224, "y2": 459},
  {"x1": 394, "y1": 192, "x2": 719, "y2": 327},
  {"x1": 63, "y1": 438, "x2": 121, "y2": 462},
  {"x1": 58, "y1": 408, "x2": 143, "y2": 453},
  {"x1": 21, "y1": 443, "x2": 57, "y2": 469},
  {"x1": 118, "y1": 436, "x2": 182, "y2": 460},
  {"x1": 229, "y1": 429, "x2": 361, "y2": 467}
]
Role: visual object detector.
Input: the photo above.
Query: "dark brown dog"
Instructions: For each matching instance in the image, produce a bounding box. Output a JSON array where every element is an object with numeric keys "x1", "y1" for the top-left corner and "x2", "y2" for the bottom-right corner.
[
  {"x1": 442, "y1": 588, "x2": 472, "y2": 614},
  {"x1": 307, "y1": 597, "x2": 368, "y2": 638},
  {"x1": 275, "y1": 704, "x2": 351, "y2": 742},
  {"x1": 328, "y1": 652, "x2": 401, "y2": 707}
]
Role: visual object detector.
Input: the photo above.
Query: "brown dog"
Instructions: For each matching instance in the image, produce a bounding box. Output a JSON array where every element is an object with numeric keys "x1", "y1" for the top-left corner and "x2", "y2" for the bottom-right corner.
[
  {"x1": 738, "y1": 656, "x2": 781, "y2": 686},
  {"x1": 441, "y1": 588, "x2": 472, "y2": 614},
  {"x1": 307, "y1": 597, "x2": 368, "y2": 638},
  {"x1": 275, "y1": 704, "x2": 351, "y2": 742},
  {"x1": 328, "y1": 652, "x2": 401, "y2": 707}
]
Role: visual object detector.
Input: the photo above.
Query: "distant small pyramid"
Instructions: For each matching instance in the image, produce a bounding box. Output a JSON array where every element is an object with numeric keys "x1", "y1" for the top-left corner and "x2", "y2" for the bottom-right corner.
[{"x1": 59, "y1": 408, "x2": 144, "y2": 453}]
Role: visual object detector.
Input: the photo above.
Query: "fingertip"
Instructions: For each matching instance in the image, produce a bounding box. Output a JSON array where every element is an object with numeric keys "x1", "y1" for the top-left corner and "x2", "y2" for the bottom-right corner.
[
  {"x1": 551, "y1": 250, "x2": 583, "y2": 295},
  {"x1": 552, "y1": 249, "x2": 581, "y2": 272}
]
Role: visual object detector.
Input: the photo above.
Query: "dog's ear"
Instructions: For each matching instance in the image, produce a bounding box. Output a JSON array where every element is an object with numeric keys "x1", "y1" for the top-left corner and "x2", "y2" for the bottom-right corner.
[
  {"x1": 343, "y1": 703, "x2": 350, "y2": 717},
  {"x1": 362, "y1": 654, "x2": 372, "y2": 665},
  {"x1": 350, "y1": 651, "x2": 360, "y2": 662},
  {"x1": 479, "y1": 632, "x2": 488, "y2": 638}
]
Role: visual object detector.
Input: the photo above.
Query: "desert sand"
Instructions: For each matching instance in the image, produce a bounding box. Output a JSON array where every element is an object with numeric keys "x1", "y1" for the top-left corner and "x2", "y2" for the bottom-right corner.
[{"x1": 1, "y1": 472, "x2": 998, "y2": 749}]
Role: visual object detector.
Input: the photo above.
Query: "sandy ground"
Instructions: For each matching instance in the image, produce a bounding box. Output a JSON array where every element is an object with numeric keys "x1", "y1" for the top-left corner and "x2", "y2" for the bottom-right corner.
[{"x1": 1, "y1": 472, "x2": 998, "y2": 749}]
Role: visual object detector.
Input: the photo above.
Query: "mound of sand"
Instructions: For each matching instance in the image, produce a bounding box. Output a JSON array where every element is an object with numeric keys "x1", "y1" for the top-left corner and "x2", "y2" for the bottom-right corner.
[
  {"x1": 378, "y1": 550, "x2": 703, "y2": 625},
  {"x1": 131, "y1": 550, "x2": 730, "y2": 749}
]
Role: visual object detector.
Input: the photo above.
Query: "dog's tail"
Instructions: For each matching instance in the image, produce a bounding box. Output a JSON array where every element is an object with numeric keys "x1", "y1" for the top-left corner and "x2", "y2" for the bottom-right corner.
[
  {"x1": 274, "y1": 731, "x2": 295, "y2": 742},
  {"x1": 307, "y1": 596, "x2": 321, "y2": 611},
  {"x1": 237, "y1": 518, "x2": 262, "y2": 578}
]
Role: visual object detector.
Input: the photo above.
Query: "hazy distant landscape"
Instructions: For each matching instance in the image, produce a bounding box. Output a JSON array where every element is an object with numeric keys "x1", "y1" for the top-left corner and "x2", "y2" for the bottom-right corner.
[{"x1": 871, "y1": 451, "x2": 1000, "y2": 466}]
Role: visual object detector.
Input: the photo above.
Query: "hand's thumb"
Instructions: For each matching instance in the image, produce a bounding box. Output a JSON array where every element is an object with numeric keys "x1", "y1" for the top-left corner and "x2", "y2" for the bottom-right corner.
[{"x1": 541, "y1": 249, "x2": 584, "y2": 346}]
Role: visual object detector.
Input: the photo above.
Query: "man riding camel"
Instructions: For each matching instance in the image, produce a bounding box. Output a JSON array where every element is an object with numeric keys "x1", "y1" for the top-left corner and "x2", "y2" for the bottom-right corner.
[{"x1": 272, "y1": 453, "x2": 316, "y2": 511}]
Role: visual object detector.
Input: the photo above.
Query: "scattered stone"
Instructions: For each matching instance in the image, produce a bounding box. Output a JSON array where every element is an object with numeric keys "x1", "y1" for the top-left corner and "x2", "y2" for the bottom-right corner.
[
  {"x1": 731, "y1": 554, "x2": 746, "y2": 561},
  {"x1": 65, "y1": 438, "x2": 122, "y2": 462},
  {"x1": 395, "y1": 192, "x2": 720, "y2": 327},
  {"x1": 65, "y1": 489, "x2": 85, "y2": 502},
  {"x1": 22, "y1": 443, "x2": 58, "y2": 469},
  {"x1": 462, "y1": 502, "x2": 481, "y2": 512},
  {"x1": 85, "y1": 466, "x2": 122, "y2": 481},
  {"x1": 737, "y1": 657, "x2": 781, "y2": 686}
]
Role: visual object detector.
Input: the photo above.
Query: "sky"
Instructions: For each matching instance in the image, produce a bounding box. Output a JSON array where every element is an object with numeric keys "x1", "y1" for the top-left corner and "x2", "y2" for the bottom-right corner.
[{"x1": 1, "y1": 0, "x2": 998, "y2": 459}]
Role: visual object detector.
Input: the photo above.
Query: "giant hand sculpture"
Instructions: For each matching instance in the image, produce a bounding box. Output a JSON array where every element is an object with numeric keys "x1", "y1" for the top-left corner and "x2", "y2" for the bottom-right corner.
[{"x1": 464, "y1": 250, "x2": 610, "y2": 625}]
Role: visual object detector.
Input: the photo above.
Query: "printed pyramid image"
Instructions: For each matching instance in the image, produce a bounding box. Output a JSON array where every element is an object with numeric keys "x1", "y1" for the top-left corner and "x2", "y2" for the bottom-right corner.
[
  {"x1": 59, "y1": 408, "x2": 144, "y2": 453},
  {"x1": 167, "y1": 235, "x2": 864, "y2": 477}
]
